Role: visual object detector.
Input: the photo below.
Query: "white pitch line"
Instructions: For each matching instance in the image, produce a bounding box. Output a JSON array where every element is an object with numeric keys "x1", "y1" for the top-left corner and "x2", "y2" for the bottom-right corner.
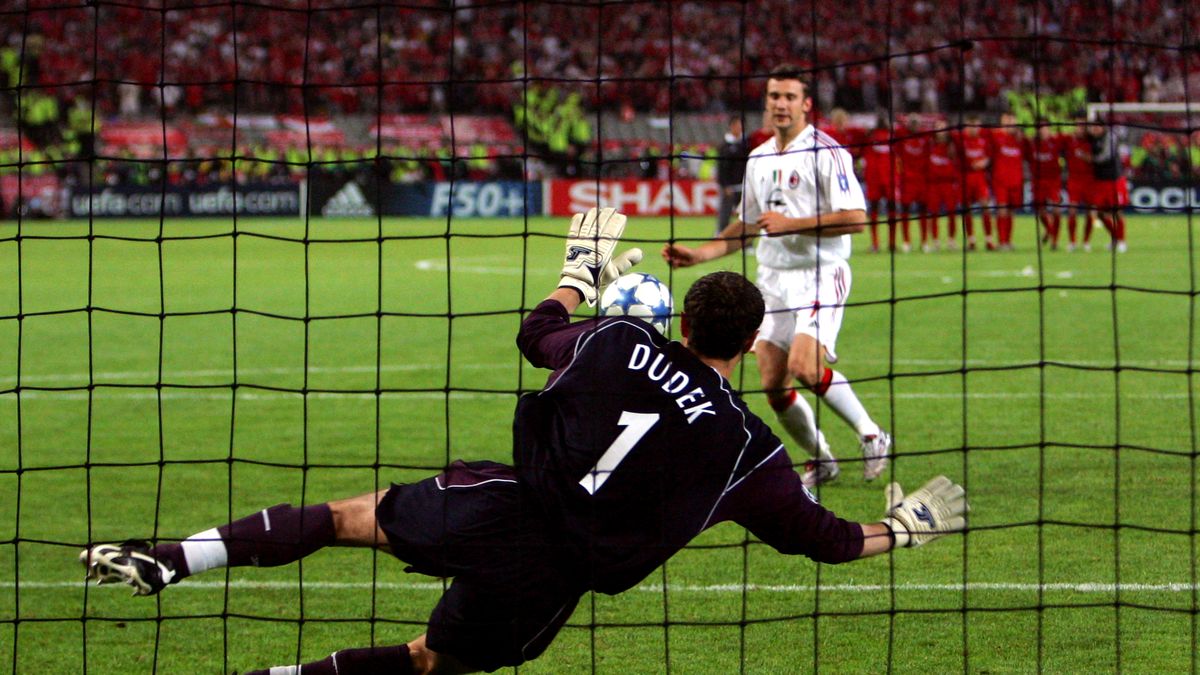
[
  {"x1": 876, "y1": 391, "x2": 1195, "y2": 400},
  {"x1": 415, "y1": 259, "x2": 558, "y2": 276},
  {"x1": 3, "y1": 363, "x2": 502, "y2": 385},
  {"x1": 412, "y1": 258, "x2": 1090, "y2": 282},
  {"x1": 9, "y1": 580, "x2": 1200, "y2": 594},
  {"x1": 5, "y1": 390, "x2": 512, "y2": 402},
  {"x1": 4, "y1": 357, "x2": 1192, "y2": 387},
  {"x1": 858, "y1": 357, "x2": 1195, "y2": 368},
  {"x1": 4, "y1": 390, "x2": 1193, "y2": 402}
]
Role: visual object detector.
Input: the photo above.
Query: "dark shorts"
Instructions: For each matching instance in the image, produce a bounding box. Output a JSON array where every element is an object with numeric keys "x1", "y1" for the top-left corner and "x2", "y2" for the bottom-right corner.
[{"x1": 377, "y1": 460, "x2": 583, "y2": 672}]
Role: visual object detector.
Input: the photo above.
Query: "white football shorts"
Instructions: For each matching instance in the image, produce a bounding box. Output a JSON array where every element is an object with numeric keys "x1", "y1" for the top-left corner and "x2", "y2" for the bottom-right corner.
[{"x1": 755, "y1": 260, "x2": 851, "y2": 363}]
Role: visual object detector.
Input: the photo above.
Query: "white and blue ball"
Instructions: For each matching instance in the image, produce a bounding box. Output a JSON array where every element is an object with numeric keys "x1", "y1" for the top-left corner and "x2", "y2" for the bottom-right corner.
[{"x1": 600, "y1": 272, "x2": 673, "y2": 336}]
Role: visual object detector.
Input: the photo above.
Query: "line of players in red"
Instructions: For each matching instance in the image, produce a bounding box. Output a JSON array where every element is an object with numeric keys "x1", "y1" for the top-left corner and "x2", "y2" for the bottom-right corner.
[{"x1": 829, "y1": 112, "x2": 1129, "y2": 253}]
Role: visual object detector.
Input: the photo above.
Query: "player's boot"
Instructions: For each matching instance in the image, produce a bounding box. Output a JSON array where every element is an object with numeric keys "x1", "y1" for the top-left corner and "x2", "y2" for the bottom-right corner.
[
  {"x1": 80, "y1": 541, "x2": 176, "y2": 596},
  {"x1": 860, "y1": 431, "x2": 891, "y2": 481},
  {"x1": 801, "y1": 458, "x2": 840, "y2": 488}
]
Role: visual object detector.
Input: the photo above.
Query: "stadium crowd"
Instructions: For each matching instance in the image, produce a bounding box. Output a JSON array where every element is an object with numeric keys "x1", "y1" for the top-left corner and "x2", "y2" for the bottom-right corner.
[
  {"x1": 1, "y1": 0, "x2": 1198, "y2": 220},
  {"x1": 4, "y1": 0, "x2": 1197, "y2": 118}
]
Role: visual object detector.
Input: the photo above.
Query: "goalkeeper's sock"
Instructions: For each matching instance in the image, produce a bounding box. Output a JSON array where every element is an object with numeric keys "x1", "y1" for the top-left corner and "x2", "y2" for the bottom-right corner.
[
  {"x1": 812, "y1": 368, "x2": 880, "y2": 439},
  {"x1": 770, "y1": 388, "x2": 833, "y2": 460},
  {"x1": 154, "y1": 503, "x2": 335, "y2": 580},
  {"x1": 244, "y1": 645, "x2": 413, "y2": 675}
]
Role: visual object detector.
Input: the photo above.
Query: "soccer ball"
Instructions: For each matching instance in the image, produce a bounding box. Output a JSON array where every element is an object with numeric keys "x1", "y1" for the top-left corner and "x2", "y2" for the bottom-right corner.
[{"x1": 600, "y1": 272, "x2": 674, "y2": 336}]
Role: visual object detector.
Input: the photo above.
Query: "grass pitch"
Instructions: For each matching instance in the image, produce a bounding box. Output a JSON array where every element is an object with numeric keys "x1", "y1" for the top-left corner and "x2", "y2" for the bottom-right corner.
[{"x1": 1, "y1": 213, "x2": 1198, "y2": 673}]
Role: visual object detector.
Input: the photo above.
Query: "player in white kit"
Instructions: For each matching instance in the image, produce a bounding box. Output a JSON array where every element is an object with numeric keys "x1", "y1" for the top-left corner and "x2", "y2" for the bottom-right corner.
[{"x1": 663, "y1": 64, "x2": 890, "y2": 486}]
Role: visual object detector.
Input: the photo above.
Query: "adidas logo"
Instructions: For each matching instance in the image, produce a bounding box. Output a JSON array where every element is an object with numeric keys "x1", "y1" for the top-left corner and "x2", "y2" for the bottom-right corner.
[{"x1": 321, "y1": 181, "x2": 374, "y2": 217}]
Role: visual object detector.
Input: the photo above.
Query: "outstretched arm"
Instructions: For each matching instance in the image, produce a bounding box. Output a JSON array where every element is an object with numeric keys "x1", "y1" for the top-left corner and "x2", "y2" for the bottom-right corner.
[
  {"x1": 546, "y1": 287, "x2": 585, "y2": 314},
  {"x1": 662, "y1": 217, "x2": 761, "y2": 268},
  {"x1": 518, "y1": 207, "x2": 642, "y2": 370},
  {"x1": 721, "y1": 451, "x2": 967, "y2": 561},
  {"x1": 719, "y1": 450, "x2": 866, "y2": 563}
]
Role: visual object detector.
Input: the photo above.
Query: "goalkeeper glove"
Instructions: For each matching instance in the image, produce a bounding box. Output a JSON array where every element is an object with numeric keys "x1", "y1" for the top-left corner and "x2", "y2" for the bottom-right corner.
[
  {"x1": 559, "y1": 207, "x2": 642, "y2": 306},
  {"x1": 882, "y1": 475, "x2": 967, "y2": 548}
]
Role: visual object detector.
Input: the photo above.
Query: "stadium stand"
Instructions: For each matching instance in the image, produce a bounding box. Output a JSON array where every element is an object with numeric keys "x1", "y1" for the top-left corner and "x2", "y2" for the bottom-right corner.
[{"x1": 0, "y1": 0, "x2": 1197, "y2": 203}]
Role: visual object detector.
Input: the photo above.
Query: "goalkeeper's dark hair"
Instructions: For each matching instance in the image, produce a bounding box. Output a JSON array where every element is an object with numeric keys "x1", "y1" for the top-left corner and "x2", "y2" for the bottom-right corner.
[{"x1": 683, "y1": 272, "x2": 764, "y2": 360}]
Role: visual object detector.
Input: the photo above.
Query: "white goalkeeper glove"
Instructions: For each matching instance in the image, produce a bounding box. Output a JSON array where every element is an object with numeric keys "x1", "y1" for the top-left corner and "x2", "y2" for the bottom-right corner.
[
  {"x1": 559, "y1": 207, "x2": 643, "y2": 306},
  {"x1": 882, "y1": 475, "x2": 967, "y2": 548}
]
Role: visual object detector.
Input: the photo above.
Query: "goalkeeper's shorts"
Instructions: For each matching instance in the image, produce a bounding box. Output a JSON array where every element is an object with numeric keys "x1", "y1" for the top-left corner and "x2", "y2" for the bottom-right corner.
[{"x1": 377, "y1": 460, "x2": 583, "y2": 672}]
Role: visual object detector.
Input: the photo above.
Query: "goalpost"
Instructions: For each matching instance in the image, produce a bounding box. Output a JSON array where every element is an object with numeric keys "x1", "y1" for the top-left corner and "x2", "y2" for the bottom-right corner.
[
  {"x1": 1085, "y1": 101, "x2": 1200, "y2": 121},
  {"x1": 1084, "y1": 101, "x2": 1199, "y2": 213}
]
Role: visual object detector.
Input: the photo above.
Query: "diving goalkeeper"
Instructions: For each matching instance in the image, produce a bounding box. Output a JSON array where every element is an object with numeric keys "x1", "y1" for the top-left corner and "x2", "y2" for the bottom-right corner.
[{"x1": 80, "y1": 207, "x2": 967, "y2": 675}]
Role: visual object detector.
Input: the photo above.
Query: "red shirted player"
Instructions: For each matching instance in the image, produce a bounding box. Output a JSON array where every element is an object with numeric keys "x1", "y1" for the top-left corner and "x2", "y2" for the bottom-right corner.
[
  {"x1": 1062, "y1": 122, "x2": 1094, "y2": 251},
  {"x1": 826, "y1": 108, "x2": 879, "y2": 251},
  {"x1": 827, "y1": 109, "x2": 874, "y2": 251},
  {"x1": 1025, "y1": 121, "x2": 1065, "y2": 249},
  {"x1": 748, "y1": 109, "x2": 773, "y2": 153},
  {"x1": 989, "y1": 112, "x2": 1025, "y2": 250},
  {"x1": 897, "y1": 115, "x2": 928, "y2": 253},
  {"x1": 924, "y1": 122, "x2": 959, "y2": 251},
  {"x1": 957, "y1": 114, "x2": 992, "y2": 250},
  {"x1": 862, "y1": 114, "x2": 905, "y2": 252}
]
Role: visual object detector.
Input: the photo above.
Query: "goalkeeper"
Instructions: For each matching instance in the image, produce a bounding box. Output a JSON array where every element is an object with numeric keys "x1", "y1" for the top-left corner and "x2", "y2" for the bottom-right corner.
[{"x1": 80, "y1": 207, "x2": 967, "y2": 675}]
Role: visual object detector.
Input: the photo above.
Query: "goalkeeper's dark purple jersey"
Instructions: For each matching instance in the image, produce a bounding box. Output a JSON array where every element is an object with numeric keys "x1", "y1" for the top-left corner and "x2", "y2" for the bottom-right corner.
[{"x1": 515, "y1": 299, "x2": 864, "y2": 594}]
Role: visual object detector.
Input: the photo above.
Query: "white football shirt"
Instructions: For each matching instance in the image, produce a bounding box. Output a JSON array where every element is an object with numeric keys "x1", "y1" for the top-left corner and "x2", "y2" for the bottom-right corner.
[{"x1": 741, "y1": 124, "x2": 866, "y2": 269}]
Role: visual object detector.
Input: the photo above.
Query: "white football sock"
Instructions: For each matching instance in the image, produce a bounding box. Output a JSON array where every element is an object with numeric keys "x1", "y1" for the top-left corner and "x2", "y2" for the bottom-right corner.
[
  {"x1": 776, "y1": 392, "x2": 835, "y2": 461},
  {"x1": 819, "y1": 370, "x2": 881, "y2": 438},
  {"x1": 180, "y1": 528, "x2": 228, "y2": 576}
]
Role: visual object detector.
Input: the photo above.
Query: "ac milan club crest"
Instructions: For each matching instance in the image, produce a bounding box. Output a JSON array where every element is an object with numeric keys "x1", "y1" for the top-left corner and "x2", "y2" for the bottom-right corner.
[{"x1": 788, "y1": 170, "x2": 800, "y2": 189}]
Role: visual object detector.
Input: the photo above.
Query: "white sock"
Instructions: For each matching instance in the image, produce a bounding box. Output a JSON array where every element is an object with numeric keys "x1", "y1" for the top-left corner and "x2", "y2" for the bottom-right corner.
[
  {"x1": 775, "y1": 391, "x2": 835, "y2": 461},
  {"x1": 180, "y1": 528, "x2": 228, "y2": 576},
  {"x1": 819, "y1": 370, "x2": 880, "y2": 438}
]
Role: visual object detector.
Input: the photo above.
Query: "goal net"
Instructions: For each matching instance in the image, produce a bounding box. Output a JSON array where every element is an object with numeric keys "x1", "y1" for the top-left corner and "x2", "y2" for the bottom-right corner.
[{"x1": 2, "y1": 1, "x2": 1198, "y2": 673}]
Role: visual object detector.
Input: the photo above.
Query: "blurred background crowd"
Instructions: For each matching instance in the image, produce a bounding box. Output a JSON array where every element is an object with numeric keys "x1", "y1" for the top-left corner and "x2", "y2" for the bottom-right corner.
[{"x1": 0, "y1": 0, "x2": 1197, "y2": 198}]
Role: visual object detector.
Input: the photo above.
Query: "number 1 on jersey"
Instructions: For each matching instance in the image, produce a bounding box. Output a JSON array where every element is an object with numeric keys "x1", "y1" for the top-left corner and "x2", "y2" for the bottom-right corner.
[{"x1": 579, "y1": 411, "x2": 661, "y2": 495}]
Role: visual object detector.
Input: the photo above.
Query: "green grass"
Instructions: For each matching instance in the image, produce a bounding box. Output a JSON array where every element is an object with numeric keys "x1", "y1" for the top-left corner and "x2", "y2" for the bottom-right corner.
[{"x1": 1, "y1": 213, "x2": 1199, "y2": 673}]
